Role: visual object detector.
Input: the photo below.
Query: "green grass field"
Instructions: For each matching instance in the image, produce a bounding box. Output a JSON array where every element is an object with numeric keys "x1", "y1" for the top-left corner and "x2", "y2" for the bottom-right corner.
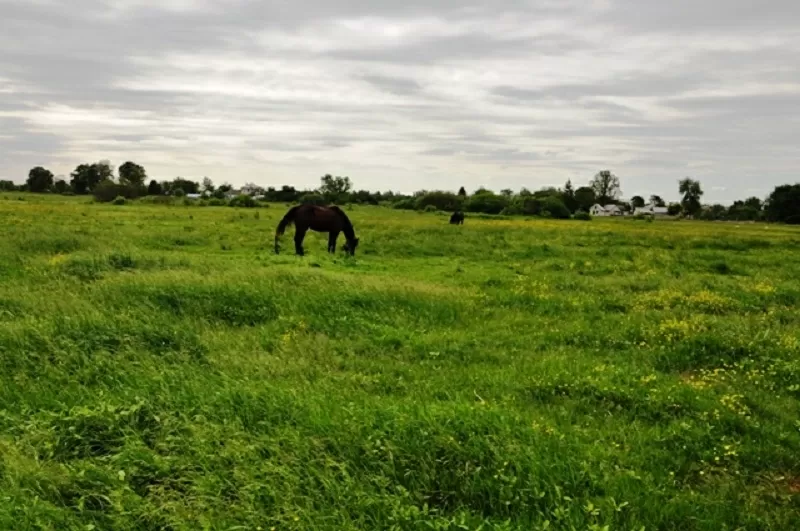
[{"x1": 1, "y1": 193, "x2": 799, "y2": 530}]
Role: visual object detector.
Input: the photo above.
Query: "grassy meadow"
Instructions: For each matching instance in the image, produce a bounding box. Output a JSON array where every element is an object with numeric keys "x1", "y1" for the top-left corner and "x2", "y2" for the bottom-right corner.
[{"x1": 1, "y1": 193, "x2": 800, "y2": 530}]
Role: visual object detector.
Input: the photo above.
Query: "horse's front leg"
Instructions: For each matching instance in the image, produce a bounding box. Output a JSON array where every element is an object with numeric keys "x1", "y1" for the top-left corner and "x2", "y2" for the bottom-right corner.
[
  {"x1": 328, "y1": 231, "x2": 339, "y2": 253},
  {"x1": 294, "y1": 227, "x2": 307, "y2": 256}
]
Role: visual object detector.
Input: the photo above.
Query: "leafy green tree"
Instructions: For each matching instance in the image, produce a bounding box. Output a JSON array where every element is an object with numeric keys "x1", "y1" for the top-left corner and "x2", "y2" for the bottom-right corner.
[
  {"x1": 765, "y1": 184, "x2": 800, "y2": 223},
  {"x1": 679, "y1": 178, "x2": 703, "y2": 217},
  {"x1": 171, "y1": 178, "x2": 200, "y2": 195},
  {"x1": 202, "y1": 177, "x2": 216, "y2": 194},
  {"x1": 744, "y1": 196, "x2": 763, "y2": 211},
  {"x1": 415, "y1": 191, "x2": 462, "y2": 212},
  {"x1": 701, "y1": 204, "x2": 727, "y2": 221},
  {"x1": 300, "y1": 192, "x2": 326, "y2": 205},
  {"x1": 53, "y1": 179, "x2": 69, "y2": 194},
  {"x1": 667, "y1": 202, "x2": 682, "y2": 216},
  {"x1": 70, "y1": 161, "x2": 113, "y2": 194},
  {"x1": 631, "y1": 195, "x2": 646, "y2": 209},
  {"x1": 26, "y1": 166, "x2": 54, "y2": 192},
  {"x1": 650, "y1": 195, "x2": 666, "y2": 207},
  {"x1": 351, "y1": 189, "x2": 379, "y2": 204},
  {"x1": 213, "y1": 183, "x2": 233, "y2": 199},
  {"x1": 118, "y1": 161, "x2": 147, "y2": 187},
  {"x1": 466, "y1": 190, "x2": 509, "y2": 214},
  {"x1": 0, "y1": 180, "x2": 17, "y2": 191},
  {"x1": 147, "y1": 180, "x2": 163, "y2": 195},
  {"x1": 541, "y1": 196, "x2": 571, "y2": 219},
  {"x1": 457, "y1": 186, "x2": 467, "y2": 197},
  {"x1": 574, "y1": 186, "x2": 596, "y2": 212},
  {"x1": 561, "y1": 179, "x2": 578, "y2": 212},
  {"x1": 591, "y1": 170, "x2": 621, "y2": 204},
  {"x1": 319, "y1": 174, "x2": 352, "y2": 203}
]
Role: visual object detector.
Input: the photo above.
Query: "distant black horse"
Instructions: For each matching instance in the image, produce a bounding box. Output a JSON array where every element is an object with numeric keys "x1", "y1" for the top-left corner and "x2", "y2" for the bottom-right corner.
[
  {"x1": 450, "y1": 211, "x2": 464, "y2": 225},
  {"x1": 275, "y1": 204, "x2": 359, "y2": 256}
]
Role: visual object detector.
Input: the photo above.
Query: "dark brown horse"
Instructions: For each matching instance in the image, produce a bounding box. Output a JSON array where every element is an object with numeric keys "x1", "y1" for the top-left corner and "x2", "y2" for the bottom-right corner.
[
  {"x1": 274, "y1": 204, "x2": 359, "y2": 256},
  {"x1": 450, "y1": 211, "x2": 464, "y2": 225}
]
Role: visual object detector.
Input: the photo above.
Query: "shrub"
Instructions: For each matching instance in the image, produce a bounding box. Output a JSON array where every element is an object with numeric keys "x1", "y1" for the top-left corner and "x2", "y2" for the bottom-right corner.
[
  {"x1": 466, "y1": 192, "x2": 509, "y2": 215},
  {"x1": 786, "y1": 215, "x2": 800, "y2": 225},
  {"x1": 92, "y1": 181, "x2": 141, "y2": 203},
  {"x1": 139, "y1": 195, "x2": 175, "y2": 205},
  {"x1": 300, "y1": 193, "x2": 326, "y2": 206},
  {"x1": 415, "y1": 191, "x2": 462, "y2": 212},
  {"x1": 393, "y1": 198, "x2": 417, "y2": 210},
  {"x1": 173, "y1": 189, "x2": 186, "y2": 198},
  {"x1": 229, "y1": 194, "x2": 257, "y2": 208},
  {"x1": 574, "y1": 211, "x2": 592, "y2": 221},
  {"x1": 424, "y1": 205, "x2": 437, "y2": 212},
  {"x1": 112, "y1": 196, "x2": 126, "y2": 205},
  {"x1": 540, "y1": 197, "x2": 570, "y2": 219}
]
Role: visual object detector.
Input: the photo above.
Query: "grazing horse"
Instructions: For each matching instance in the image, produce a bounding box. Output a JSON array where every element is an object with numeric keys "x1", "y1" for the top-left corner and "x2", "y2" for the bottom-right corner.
[
  {"x1": 274, "y1": 204, "x2": 359, "y2": 256},
  {"x1": 450, "y1": 211, "x2": 465, "y2": 225}
]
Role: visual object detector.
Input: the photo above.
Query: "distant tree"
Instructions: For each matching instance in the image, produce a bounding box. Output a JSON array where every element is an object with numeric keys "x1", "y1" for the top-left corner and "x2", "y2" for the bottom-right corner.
[
  {"x1": 92, "y1": 180, "x2": 142, "y2": 202},
  {"x1": 574, "y1": 186, "x2": 597, "y2": 212},
  {"x1": 70, "y1": 161, "x2": 113, "y2": 194},
  {"x1": 53, "y1": 179, "x2": 69, "y2": 194},
  {"x1": 590, "y1": 170, "x2": 621, "y2": 204},
  {"x1": 457, "y1": 186, "x2": 467, "y2": 197},
  {"x1": 541, "y1": 196, "x2": 571, "y2": 219},
  {"x1": 319, "y1": 174, "x2": 352, "y2": 203},
  {"x1": 631, "y1": 195, "x2": 646, "y2": 209},
  {"x1": 300, "y1": 192, "x2": 327, "y2": 205},
  {"x1": 562, "y1": 179, "x2": 578, "y2": 212},
  {"x1": 26, "y1": 166, "x2": 54, "y2": 192},
  {"x1": 118, "y1": 161, "x2": 147, "y2": 187},
  {"x1": 147, "y1": 180, "x2": 163, "y2": 196},
  {"x1": 533, "y1": 187, "x2": 561, "y2": 199},
  {"x1": 744, "y1": 196, "x2": 763, "y2": 211},
  {"x1": 213, "y1": 182, "x2": 233, "y2": 199},
  {"x1": 171, "y1": 178, "x2": 200, "y2": 195},
  {"x1": 465, "y1": 189, "x2": 509, "y2": 214},
  {"x1": 351, "y1": 189, "x2": 379, "y2": 204},
  {"x1": 415, "y1": 191, "x2": 463, "y2": 212},
  {"x1": 667, "y1": 202, "x2": 682, "y2": 216},
  {"x1": 0, "y1": 180, "x2": 17, "y2": 191},
  {"x1": 679, "y1": 178, "x2": 704, "y2": 217},
  {"x1": 728, "y1": 198, "x2": 762, "y2": 221},
  {"x1": 202, "y1": 177, "x2": 215, "y2": 194},
  {"x1": 701, "y1": 204, "x2": 727, "y2": 221},
  {"x1": 650, "y1": 195, "x2": 666, "y2": 207},
  {"x1": 765, "y1": 183, "x2": 800, "y2": 223},
  {"x1": 275, "y1": 185, "x2": 300, "y2": 203}
]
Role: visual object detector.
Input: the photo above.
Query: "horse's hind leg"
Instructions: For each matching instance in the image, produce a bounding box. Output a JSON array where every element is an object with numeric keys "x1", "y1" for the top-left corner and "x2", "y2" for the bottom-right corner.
[
  {"x1": 328, "y1": 231, "x2": 339, "y2": 253},
  {"x1": 294, "y1": 227, "x2": 308, "y2": 256}
]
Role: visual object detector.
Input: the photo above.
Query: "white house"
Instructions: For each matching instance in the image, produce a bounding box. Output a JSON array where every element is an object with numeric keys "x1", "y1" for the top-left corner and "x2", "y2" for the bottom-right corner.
[
  {"x1": 590, "y1": 204, "x2": 623, "y2": 217},
  {"x1": 634, "y1": 203, "x2": 669, "y2": 216}
]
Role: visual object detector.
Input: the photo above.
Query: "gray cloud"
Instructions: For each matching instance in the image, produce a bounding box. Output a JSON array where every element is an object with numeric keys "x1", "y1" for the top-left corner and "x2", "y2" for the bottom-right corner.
[{"x1": 1, "y1": 0, "x2": 799, "y2": 200}]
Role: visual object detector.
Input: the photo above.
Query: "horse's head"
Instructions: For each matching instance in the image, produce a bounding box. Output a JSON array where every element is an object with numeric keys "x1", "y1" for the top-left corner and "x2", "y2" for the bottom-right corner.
[{"x1": 344, "y1": 237, "x2": 359, "y2": 256}]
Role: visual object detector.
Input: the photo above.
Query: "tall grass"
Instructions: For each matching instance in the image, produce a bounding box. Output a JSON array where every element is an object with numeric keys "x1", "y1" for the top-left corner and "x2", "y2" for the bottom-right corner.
[{"x1": 1, "y1": 195, "x2": 799, "y2": 530}]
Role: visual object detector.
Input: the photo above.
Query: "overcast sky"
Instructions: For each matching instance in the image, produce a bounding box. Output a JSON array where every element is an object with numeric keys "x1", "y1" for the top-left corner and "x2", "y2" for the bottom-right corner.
[{"x1": 1, "y1": 0, "x2": 798, "y2": 201}]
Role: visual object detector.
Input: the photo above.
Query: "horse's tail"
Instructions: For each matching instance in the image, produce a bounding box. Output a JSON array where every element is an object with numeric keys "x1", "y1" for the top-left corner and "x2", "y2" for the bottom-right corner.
[{"x1": 274, "y1": 205, "x2": 300, "y2": 253}]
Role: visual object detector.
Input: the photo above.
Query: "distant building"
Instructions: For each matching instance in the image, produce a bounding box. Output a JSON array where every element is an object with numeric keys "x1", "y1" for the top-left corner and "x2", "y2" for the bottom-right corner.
[
  {"x1": 634, "y1": 203, "x2": 670, "y2": 216},
  {"x1": 590, "y1": 204, "x2": 623, "y2": 216}
]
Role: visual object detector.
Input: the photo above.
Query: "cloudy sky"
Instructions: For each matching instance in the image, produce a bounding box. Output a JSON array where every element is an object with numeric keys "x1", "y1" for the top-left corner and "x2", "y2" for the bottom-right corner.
[{"x1": 1, "y1": 0, "x2": 798, "y2": 201}]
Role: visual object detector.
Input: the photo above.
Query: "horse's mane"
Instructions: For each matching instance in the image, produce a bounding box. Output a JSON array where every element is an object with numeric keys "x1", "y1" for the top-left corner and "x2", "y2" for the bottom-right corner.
[{"x1": 329, "y1": 205, "x2": 356, "y2": 240}]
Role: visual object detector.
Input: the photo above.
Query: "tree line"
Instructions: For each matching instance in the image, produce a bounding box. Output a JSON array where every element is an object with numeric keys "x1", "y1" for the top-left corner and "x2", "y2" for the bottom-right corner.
[{"x1": 4, "y1": 161, "x2": 799, "y2": 224}]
